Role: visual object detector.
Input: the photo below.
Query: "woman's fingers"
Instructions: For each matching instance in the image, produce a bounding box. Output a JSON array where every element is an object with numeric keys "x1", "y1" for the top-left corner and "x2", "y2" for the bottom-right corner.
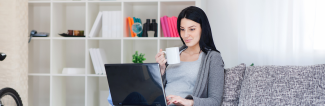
[
  {"x1": 157, "y1": 55, "x2": 164, "y2": 62},
  {"x1": 157, "y1": 54, "x2": 166, "y2": 64},
  {"x1": 166, "y1": 95, "x2": 182, "y2": 105},
  {"x1": 166, "y1": 95, "x2": 176, "y2": 101},
  {"x1": 163, "y1": 59, "x2": 167, "y2": 64},
  {"x1": 159, "y1": 49, "x2": 165, "y2": 56},
  {"x1": 155, "y1": 49, "x2": 163, "y2": 58},
  {"x1": 155, "y1": 57, "x2": 160, "y2": 63},
  {"x1": 161, "y1": 52, "x2": 165, "y2": 56},
  {"x1": 156, "y1": 54, "x2": 164, "y2": 62},
  {"x1": 159, "y1": 57, "x2": 166, "y2": 65},
  {"x1": 173, "y1": 100, "x2": 181, "y2": 105},
  {"x1": 155, "y1": 53, "x2": 159, "y2": 59},
  {"x1": 159, "y1": 55, "x2": 165, "y2": 61},
  {"x1": 155, "y1": 51, "x2": 165, "y2": 60},
  {"x1": 166, "y1": 95, "x2": 173, "y2": 99},
  {"x1": 155, "y1": 53, "x2": 162, "y2": 60},
  {"x1": 156, "y1": 49, "x2": 167, "y2": 68}
]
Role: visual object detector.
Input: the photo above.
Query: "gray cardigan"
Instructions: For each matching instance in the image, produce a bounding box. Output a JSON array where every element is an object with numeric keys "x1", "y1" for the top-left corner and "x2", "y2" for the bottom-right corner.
[{"x1": 162, "y1": 45, "x2": 225, "y2": 106}]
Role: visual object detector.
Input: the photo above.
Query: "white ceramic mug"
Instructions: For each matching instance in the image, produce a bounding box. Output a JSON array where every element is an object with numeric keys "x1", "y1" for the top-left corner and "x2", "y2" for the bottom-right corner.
[{"x1": 162, "y1": 47, "x2": 180, "y2": 64}]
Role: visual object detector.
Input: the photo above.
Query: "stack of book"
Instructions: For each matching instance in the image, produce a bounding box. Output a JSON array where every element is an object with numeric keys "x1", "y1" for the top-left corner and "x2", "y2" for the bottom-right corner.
[
  {"x1": 126, "y1": 17, "x2": 143, "y2": 37},
  {"x1": 89, "y1": 48, "x2": 108, "y2": 75},
  {"x1": 89, "y1": 11, "x2": 122, "y2": 38},
  {"x1": 160, "y1": 16, "x2": 180, "y2": 37}
]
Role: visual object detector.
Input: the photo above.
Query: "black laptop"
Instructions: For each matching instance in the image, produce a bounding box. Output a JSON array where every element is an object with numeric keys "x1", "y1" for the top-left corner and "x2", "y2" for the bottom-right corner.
[{"x1": 105, "y1": 63, "x2": 167, "y2": 106}]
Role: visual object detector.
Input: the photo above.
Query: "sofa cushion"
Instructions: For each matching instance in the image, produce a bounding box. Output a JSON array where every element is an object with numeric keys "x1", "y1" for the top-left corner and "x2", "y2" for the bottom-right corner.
[
  {"x1": 239, "y1": 64, "x2": 325, "y2": 106},
  {"x1": 222, "y1": 63, "x2": 246, "y2": 106}
]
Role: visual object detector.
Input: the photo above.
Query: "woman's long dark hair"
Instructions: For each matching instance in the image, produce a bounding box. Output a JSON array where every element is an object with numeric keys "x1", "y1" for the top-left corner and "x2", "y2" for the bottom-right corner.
[{"x1": 177, "y1": 6, "x2": 220, "y2": 54}]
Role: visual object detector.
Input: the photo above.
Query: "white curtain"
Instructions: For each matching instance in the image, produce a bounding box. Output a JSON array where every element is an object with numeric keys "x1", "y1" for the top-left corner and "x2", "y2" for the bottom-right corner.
[{"x1": 237, "y1": 0, "x2": 325, "y2": 66}]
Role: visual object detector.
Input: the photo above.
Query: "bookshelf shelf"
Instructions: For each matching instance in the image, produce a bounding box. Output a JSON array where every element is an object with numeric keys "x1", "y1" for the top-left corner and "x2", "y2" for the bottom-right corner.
[
  {"x1": 29, "y1": 37, "x2": 51, "y2": 39},
  {"x1": 53, "y1": 0, "x2": 86, "y2": 1},
  {"x1": 52, "y1": 39, "x2": 86, "y2": 74},
  {"x1": 52, "y1": 37, "x2": 86, "y2": 39},
  {"x1": 88, "y1": 1, "x2": 122, "y2": 3},
  {"x1": 86, "y1": 77, "x2": 110, "y2": 106},
  {"x1": 160, "y1": 1, "x2": 195, "y2": 17},
  {"x1": 87, "y1": 2, "x2": 122, "y2": 38},
  {"x1": 29, "y1": 0, "x2": 50, "y2": 1},
  {"x1": 52, "y1": 2, "x2": 86, "y2": 37},
  {"x1": 86, "y1": 74, "x2": 106, "y2": 77},
  {"x1": 51, "y1": 74, "x2": 86, "y2": 76},
  {"x1": 87, "y1": 40, "x2": 122, "y2": 74},
  {"x1": 28, "y1": 76, "x2": 50, "y2": 106},
  {"x1": 87, "y1": 37, "x2": 121, "y2": 40},
  {"x1": 28, "y1": 1, "x2": 51, "y2": 3},
  {"x1": 123, "y1": 2, "x2": 158, "y2": 37},
  {"x1": 52, "y1": 76, "x2": 85, "y2": 106},
  {"x1": 160, "y1": 39, "x2": 183, "y2": 49},
  {"x1": 123, "y1": 39, "x2": 158, "y2": 63},
  {"x1": 159, "y1": 37, "x2": 181, "y2": 40},
  {"x1": 52, "y1": 1, "x2": 87, "y2": 3},
  {"x1": 123, "y1": 37, "x2": 158, "y2": 40},
  {"x1": 29, "y1": 39, "x2": 51, "y2": 73},
  {"x1": 29, "y1": 3, "x2": 51, "y2": 36},
  {"x1": 28, "y1": 0, "x2": 198, "y2": 106},
  {"x1": 28, "y1": 73, "x2": 51, "y2": 76}
]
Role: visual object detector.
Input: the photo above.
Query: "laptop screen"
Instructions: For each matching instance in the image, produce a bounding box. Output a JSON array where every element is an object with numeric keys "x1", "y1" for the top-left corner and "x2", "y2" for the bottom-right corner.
[{"x1": 105, "y1": 63, "x2": 166, "y2": 106}]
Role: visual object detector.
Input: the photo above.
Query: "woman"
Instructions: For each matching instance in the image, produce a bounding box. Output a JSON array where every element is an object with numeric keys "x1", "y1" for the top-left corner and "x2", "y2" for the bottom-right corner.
[{"x1": 155, "y1": 6, "x2": 224, "y2": 106}]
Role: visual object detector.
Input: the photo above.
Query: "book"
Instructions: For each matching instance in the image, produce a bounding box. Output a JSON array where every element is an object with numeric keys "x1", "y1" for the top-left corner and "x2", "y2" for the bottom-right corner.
[
  {"x1": 163, "y1": 16, "x2": 170, "y2": 37},
  {"x1": 108, "y1": 11, "x2": 113, "y2": 38},
  {"x1": 125, "y1": 18, "x2": 129, "y2": 38},
  {"x1": 89, "y1": 12, "x2": 103, "y2": 37},
  {"x1": 172, "y1": 16, "x2": 179, "y2": 37},
  {"x1": 134, "y1": 17, "x2": 142, "y2": 37},
  {"x1": 102, "y1": 11, "x2": 110, "y2": 38},
  {"x1": 111, "y1": 11, "x2": 117, "y2": 38},
  {"x1": 89, "y1": 48, "x2": 100, "y2": 74},
  {"x1": 94, "y1": 48, "x2": 103, "y2": 74},
  {"x1": 95, "y1": 49, "x2": 103, "y2": 75},
  {"x1": 127, "y1": 17, "x2": 131, "y2": 37},
  {"x1": 130, "y1": 17, "x2": 135, "y2": 37},
  {"x1": 117, "y1": 11, "x2": 122, "y2": 38},
  {"x1": 167, "y1": 17, "x2": 174, "y2": 37},
  {"x1": 170, "y1": 17, "x2": 175, "y2": 37},
  {"x1": 98, "y1": 48, "x2": 108, "y2": 75},
  {"x1": 127, "y1": 17, "x2": 135, "y2": 37},
  {"x1": 102, "y1": 11, "x2": 107, "y2": 38},
  {"x1": 114, "y1": 11, "x2": 121, "y2": 38},
  {"x1": 160, "y1": 17, "x2": 167, "y2": 37}
]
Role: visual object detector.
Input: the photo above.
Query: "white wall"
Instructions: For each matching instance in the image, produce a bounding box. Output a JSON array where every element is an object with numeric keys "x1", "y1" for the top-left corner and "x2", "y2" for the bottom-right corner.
[
  {"x1": 0, "y1": 0, "x2": 29, "y2": 105},
  {"x1": 205, "y1": 0, "x2": 240, "y2": 68}
]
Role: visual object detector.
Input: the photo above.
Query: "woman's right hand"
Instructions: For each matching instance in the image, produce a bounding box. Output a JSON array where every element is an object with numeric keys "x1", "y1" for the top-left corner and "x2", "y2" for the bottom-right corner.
[{"x1": 155, "y1": 49, "x2": 167, "y2": 75}]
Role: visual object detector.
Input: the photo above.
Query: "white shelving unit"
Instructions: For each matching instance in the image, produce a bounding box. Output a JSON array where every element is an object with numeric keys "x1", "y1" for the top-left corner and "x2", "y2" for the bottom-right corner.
[{"x1": 28, "y1": 0, "x2": 197, "y2": 106}]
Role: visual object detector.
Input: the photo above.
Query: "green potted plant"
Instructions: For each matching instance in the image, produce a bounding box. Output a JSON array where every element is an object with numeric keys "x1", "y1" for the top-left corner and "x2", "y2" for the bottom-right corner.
[{"x1": 132, "y1": 51, "x2": 146, "y2": 63}]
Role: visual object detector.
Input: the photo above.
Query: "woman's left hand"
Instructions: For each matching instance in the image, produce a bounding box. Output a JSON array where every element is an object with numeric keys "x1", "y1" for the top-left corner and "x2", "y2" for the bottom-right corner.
[{"x1": 166, "y1": 95, "x2": 194, "y2": 106}]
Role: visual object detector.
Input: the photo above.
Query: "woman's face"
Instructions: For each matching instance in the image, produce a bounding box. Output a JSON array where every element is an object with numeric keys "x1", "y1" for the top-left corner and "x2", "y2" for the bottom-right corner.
[{"x1": 180, "y1": 18, "x2": 202, "y2": 47}]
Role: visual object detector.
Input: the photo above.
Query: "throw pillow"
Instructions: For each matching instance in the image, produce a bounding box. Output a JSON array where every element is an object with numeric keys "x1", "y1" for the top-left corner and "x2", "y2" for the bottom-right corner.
[{"x1": 221, "y1": 63, "x2": 246, "y2": 106}]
